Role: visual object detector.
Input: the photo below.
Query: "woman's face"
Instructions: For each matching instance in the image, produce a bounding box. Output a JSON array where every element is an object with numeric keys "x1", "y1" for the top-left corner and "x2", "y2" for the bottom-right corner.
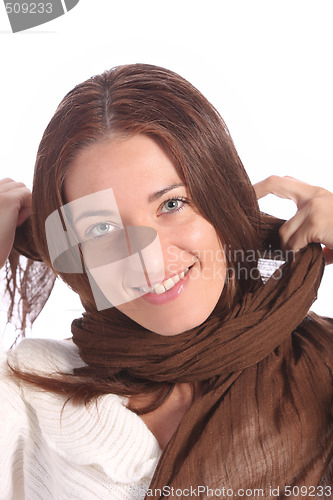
[{"x1": 64, "y1": 134, "x2": 226, "y2": 335}]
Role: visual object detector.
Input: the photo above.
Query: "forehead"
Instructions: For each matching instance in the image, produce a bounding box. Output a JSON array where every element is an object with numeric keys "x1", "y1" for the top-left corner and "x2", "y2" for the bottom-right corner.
[{"x1": 63, "y1": 134, "x2": 182, "y2": 203}]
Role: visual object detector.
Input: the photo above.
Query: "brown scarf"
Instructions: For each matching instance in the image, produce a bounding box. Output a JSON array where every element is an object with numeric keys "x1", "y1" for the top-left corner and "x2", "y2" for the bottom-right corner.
[
  {"x1": 8, "y1": 218, "x2": 333, "y2": 498},
  {"x1": 70, "y1": 242, "x2": 333, "y2": 498}
]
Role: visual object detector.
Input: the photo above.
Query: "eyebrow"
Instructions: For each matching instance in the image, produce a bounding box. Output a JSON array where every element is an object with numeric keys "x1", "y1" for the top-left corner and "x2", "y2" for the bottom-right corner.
[
  {"x1": 73, "y1": 209, "x2": 118, "y2": 225},
  {"x1": 147, "y1": 183, "x2": 185, "y2": 203},
  {"x1": 73, "y1": 183, "x2": 186, "y2": 224}
]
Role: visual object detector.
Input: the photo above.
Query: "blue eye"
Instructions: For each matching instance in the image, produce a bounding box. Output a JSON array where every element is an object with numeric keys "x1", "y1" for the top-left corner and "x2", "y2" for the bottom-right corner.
[
  {"x1": 160, "y1": 197, "x2": 188, "y2": 214},
  {"x1": 85, "y1": 222, "x2": 115, "y2": 239}
]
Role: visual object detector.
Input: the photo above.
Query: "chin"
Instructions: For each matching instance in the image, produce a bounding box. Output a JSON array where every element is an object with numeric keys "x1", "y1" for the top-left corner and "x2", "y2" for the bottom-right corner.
[
  {"x1": 135, "y1": 311, "x2": 211, "y2": 337},
  {"x1": 116, "y1": 293, "x2": 221, "y2": 336}
]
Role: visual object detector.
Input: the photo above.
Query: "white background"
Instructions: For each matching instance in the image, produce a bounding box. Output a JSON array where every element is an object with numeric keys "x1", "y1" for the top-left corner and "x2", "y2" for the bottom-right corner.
[{"x1": 1, "y1": 1, "x2": 332, "y2": 346}]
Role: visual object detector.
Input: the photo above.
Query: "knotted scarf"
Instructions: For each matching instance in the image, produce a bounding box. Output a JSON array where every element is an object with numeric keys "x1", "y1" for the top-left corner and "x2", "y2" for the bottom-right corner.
[{"x1": 71, "y1": 240, "x2": 333, "y2": 498}]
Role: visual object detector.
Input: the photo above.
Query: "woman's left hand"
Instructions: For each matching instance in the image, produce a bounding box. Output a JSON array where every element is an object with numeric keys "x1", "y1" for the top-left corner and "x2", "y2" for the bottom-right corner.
[{"x1": 253, "y1": 175, "x2": 333, "y2": 265}]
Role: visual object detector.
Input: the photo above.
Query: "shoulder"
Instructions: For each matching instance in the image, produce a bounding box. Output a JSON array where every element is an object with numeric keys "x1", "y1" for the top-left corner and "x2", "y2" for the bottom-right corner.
[
  {"x1": 0, "y1": 337, "x2": 83, "y2": 426},
  {"x1": 0, "y1": 338, "x2": 161, "y2": 496},
  {"x1": 0, "y1": 337, "x2": 86, "y2": 447},
  {"x1": 6, "y1": 337, "x2": 86, "y2": 373}
]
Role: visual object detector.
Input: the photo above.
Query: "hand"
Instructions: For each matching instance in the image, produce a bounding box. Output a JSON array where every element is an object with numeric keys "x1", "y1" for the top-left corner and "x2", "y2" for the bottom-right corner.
[
  {"x1": 254, "y1": 175, "x2": 333, "y2": 265},
  {"x1": 0, "y1": 178, "x2": 32, "y2": 269}
]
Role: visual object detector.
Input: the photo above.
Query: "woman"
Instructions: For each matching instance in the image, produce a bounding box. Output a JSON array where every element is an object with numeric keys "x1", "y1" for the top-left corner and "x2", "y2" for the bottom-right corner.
[{"x1": 0, "y1": 64, "x2": 332, "y2": 499}]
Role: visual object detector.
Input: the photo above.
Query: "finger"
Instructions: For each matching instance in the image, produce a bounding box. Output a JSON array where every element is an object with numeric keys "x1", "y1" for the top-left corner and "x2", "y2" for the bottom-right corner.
[
  {"x1": 254, "y1": 176, "x2": 302, "y2": 202},
  {"x1": 254, "y1": 175, "x2": 322, "y2": 207},
  {"x1": 282, "y1": 213, "x2": 327, "y2": 252},
  {"x1": 322, "y1": 247, "x2": 333, "y2": 266},
  {"x1": 278, "y1": 207, "x2": 309, "y2": 249},
  {"x1": 17, "y1": 191, "x2": 32, "y2": 226},
  {"x1": 286, "y1": 224, "x2": 316, "y2": 252},
  {"x1": 0, "y1": 186, "x2": 32, "y2": 226},
  {"x1": 0, "y1": 179, "x2": 28, "y2": 193}
]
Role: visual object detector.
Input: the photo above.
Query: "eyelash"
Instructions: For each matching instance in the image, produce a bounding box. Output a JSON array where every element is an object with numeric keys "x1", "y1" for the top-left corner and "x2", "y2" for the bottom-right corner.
[{"x1": 84, "y1": 197, "x2": 189, "y2": 238}]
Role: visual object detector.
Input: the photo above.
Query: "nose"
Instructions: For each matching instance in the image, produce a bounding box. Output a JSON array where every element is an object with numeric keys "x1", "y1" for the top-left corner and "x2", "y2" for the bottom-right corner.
[{"x1": 122, "y1": 225, "x2": 166, "y2": 289}]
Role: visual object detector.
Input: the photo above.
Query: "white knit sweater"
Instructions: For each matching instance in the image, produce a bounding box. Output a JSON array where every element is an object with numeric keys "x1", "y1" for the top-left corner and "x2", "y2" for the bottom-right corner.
[{"x1": 0, "y1": 338, "x2": 162, "y2": 500}]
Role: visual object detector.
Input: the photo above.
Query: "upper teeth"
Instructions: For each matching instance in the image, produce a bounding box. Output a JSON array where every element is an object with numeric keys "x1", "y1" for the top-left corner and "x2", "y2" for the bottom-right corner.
[{"x1": 138, "y1": 267, "x2": 190, "y2": 295}]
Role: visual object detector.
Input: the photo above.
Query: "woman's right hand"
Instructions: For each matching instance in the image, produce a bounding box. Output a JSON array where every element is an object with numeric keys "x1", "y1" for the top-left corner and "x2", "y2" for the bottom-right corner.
[{"x1": 0, "y1": 178, "x2": 32, "y2": 269}]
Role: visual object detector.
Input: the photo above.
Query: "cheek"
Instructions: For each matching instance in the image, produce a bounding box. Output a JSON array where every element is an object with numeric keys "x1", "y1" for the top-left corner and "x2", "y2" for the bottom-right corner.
[{"x1": 179, "y1": 219, "x2": 223, "y2": 262}]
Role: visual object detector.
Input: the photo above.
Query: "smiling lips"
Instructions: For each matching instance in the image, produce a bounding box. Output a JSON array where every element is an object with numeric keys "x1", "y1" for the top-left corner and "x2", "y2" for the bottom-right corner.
[{"x1": 136, "y1": 266, "x2": 191, "y2": 295}]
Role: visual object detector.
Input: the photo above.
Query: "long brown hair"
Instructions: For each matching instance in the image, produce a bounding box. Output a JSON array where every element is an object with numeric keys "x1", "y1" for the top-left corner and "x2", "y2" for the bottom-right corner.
[{"x1": 10, "y1": 63, "x2": 262, "y2": 410}]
